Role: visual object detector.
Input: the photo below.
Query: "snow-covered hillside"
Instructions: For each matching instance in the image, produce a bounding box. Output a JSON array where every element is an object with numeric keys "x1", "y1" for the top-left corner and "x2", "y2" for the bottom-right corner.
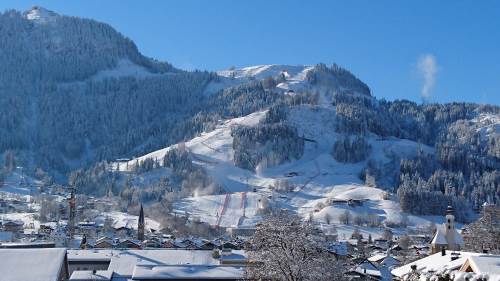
[
  {"x1": 116, "y1": 102, "x2": 444, "y2": 237},
  {"x1": 473, "y1": 113, "x2": 500, "y2": 140},
  {"x1": 24, "y1": 6, "x2": 58, "y2": 24},
  {"x1": 90, "y1": 59, "x2": 162, "y2": 81},
  {"x1": 0, "y1": 167, "x2": 41, "y2": 197},
  {"x1": 206, "y1": 65, "x2": 316, "y2": 95}
]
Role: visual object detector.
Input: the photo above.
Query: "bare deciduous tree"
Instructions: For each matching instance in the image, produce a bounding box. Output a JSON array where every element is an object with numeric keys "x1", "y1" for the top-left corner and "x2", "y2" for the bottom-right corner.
[
  {"x1": 246, "y1": 210, "x2": 346, "y2": 281},
  {"x1": 339, "y1": 209, "x2": 352, "y2": 225}
]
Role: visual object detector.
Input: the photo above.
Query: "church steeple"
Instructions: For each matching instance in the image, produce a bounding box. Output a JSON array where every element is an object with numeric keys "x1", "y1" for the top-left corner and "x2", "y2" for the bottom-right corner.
[
  {"x1": 138, "y1": 204, "x2": 145, "y2": 241},
  {"x1": 445, "y1": 205, "x2": 458, "y2": 250},
  {"x1": 445, "y1": 205, "x2": 455, "y2": 230}
]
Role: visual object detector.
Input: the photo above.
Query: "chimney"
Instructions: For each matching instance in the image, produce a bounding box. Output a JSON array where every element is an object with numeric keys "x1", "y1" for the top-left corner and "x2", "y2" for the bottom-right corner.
[
  {"x1": 441, "y1": 248, "x2": 446, "y2": 256},
  {"x1": 450, "y1": 252, "x2": 460, "y2": 261}
]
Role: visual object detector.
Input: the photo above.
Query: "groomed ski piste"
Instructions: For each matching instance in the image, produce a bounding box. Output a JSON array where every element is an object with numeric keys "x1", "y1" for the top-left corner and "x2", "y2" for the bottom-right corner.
[{"x1": 117, "y1": 99, "x2": 452, "y2": 238}]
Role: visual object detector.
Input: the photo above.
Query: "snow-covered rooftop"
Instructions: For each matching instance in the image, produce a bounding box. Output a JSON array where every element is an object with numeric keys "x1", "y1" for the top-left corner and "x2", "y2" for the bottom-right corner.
[
  {"x1": 69, "y1": 270, "x2": 112, "y2": 281},
  {"x1": 460, "y1": 255, "x2": 500, "y2": 276},
  {"x1": 132, "y1": 264, "x2": 244, "y2": 280},
  {"x1": 67, "y1": 249, "x2": 245, "y2": 277},
  {"x1": 431, "y1": 224, "x2": 464, "y2": 246},
  {"x1": 391, "y1": 251, "x2": 489, "y2": 278},
  {"x1": 0, "y1": 248, "x2": 66, "y2": 281}
]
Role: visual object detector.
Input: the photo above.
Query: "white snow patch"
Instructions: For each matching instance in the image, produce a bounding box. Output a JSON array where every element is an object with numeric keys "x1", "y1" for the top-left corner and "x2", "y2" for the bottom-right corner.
[
  {"x1": 24, "y1": 6, "x2": 58, "y2": 24},
  {"x1": 91, "y1": 59, "x2": 159, "y2": 81}
]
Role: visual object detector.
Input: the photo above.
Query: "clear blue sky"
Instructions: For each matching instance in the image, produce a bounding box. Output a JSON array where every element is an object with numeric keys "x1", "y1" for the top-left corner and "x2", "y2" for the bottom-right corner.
[{"x1": 1, "y1": 0, "x2": 499, "y2": 105}]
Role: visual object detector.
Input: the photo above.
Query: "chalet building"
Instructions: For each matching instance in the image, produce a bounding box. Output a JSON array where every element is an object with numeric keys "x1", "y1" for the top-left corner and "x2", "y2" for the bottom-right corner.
[
  {"x1": 113, "y1": 226, "x2": 133, "y2": 237},
  {"x1": 195, "y1": 239, "x2": 217, "y2": 250},
  {"x1": 458, "y1": 255, "x2": 500, "y2": 276},
  {"x1": 115, "y1": 239, "x2": 141, "y2": 249},
  {"x1": 392, "y1": 250, "x2": 500, "y2": 279},
  {"x1": 161, "y1": 239, "x2": 177, "y2": 249},
  {"x1": 39, "y1": 222, "x2": 58, "y2": 235},
  {"x1": 430, "y1": 205, "x2": 464, "y2": 253},
  {"x1": 93, "y1": 237, "x2": 115, "y2": 248},
  {"x1": 328, "y1": 241, "x2": 352, "y2": 260},
  {"x1": 368, "y1": 252, "x2": 401, "y2": 269},
  {"x1": 2, "y1": 220, "x2": 24, "y2": 233},
  {"x1": 373, "y1": 238, "x2": 389, "y2": 250},
  {"x1": 142, "y1": 237, "x2": 163, "y2": 248},
  {"x1": 77, "y1": 221, "x2": 98, "y2": 238},
  {"x1": 221, "y1": 241, "x2": 240, "y2": 250},
  {"x1": 345, "y1": 258, "x2": 383, "y2": 280}
]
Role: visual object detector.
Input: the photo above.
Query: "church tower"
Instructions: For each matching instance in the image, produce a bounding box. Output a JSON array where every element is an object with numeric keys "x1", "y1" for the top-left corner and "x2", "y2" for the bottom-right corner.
[
  {"x1": 138, "y1": 204, "x2": 145, "y2": 241},
  {"x1": 445, "y1": 205, "x2": 457, "y2": 251},
  {"x1": 431, "y1": 204, "x2": 463, "y2": 253}
]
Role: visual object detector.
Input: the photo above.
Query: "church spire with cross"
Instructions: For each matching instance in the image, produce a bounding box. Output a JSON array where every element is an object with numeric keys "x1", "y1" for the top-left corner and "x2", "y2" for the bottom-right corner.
[{"x1": 138, "y1": 204, "x2": 145, "y2": 241}]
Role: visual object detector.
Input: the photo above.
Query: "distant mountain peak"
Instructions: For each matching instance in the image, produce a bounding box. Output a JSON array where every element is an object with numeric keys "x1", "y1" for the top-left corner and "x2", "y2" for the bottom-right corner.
[{"x1": 24, "y1": 6, "x2": 58, "y2": 24}]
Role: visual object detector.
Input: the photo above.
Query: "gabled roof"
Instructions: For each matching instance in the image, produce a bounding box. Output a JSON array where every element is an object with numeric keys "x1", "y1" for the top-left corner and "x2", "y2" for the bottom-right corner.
[
  {"x1": 3, "y1": 220, "x2": 24, "y2": 226},
  {"x1": 368, "y1": 253, "x2": 400, "y2": 268},
  {"x1": 352, "y1": 263, "x2": 382, "y2": 278},
  {"x1": 380, "y1": 256, "x2": 401, "y2": 267},
  {"x1": 459, "y1": 255, "x2": 500, "y2": 275},
  {"x1": 391, "y1": 251, "x2": 489, "y2": 278},
  {"x1": 368, "y1": 254, "x2": 388, "y2": 263},
  {"x1": 431, "y1": 225, "x2": 464, "y2": 246}
]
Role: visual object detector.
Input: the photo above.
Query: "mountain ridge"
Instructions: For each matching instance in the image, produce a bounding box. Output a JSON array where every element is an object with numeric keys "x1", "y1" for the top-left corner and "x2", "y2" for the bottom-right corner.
[{"x1": 0, "y1": 8, "x2": 497, "y2": 225}]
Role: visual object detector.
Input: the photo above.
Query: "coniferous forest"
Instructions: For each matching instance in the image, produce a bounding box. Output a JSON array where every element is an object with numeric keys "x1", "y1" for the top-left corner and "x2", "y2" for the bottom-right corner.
[{"x1": 0, "y1": 8, "x2": 498, "y2": 223}]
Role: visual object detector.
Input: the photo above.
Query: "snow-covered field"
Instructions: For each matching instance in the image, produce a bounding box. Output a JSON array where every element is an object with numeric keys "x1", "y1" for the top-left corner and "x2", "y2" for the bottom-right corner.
[
  {"x1": 95, "y1": 211, "x2": 161, "y2": 232},
  {"x1": 0, "y1": 168, "x2": 41, "y2": 197}
]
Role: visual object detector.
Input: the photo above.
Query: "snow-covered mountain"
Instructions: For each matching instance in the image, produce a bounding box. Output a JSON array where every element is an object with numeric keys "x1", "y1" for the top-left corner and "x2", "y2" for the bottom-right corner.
[
  {"x1": 0, "y1": 7, "x2": 498, "y2": 229},
  {"x1": 206, "y1": 64, "x2": 371, "y2": 99},
  {"x1": 204, "y1": 65, "x2": 312, "y2": 95},
  {"x1": 113, "y1": 104, "x2": 447, "y2": 238},
  {"x1": 23, "y1": 6, "x2": 58, "y2": 23}
]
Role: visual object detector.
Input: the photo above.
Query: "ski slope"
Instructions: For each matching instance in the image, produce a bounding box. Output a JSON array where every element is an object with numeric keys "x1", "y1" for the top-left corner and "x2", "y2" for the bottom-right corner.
[{"x1": 121, "y1": 102, "x2": 445, "y2": 233}]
